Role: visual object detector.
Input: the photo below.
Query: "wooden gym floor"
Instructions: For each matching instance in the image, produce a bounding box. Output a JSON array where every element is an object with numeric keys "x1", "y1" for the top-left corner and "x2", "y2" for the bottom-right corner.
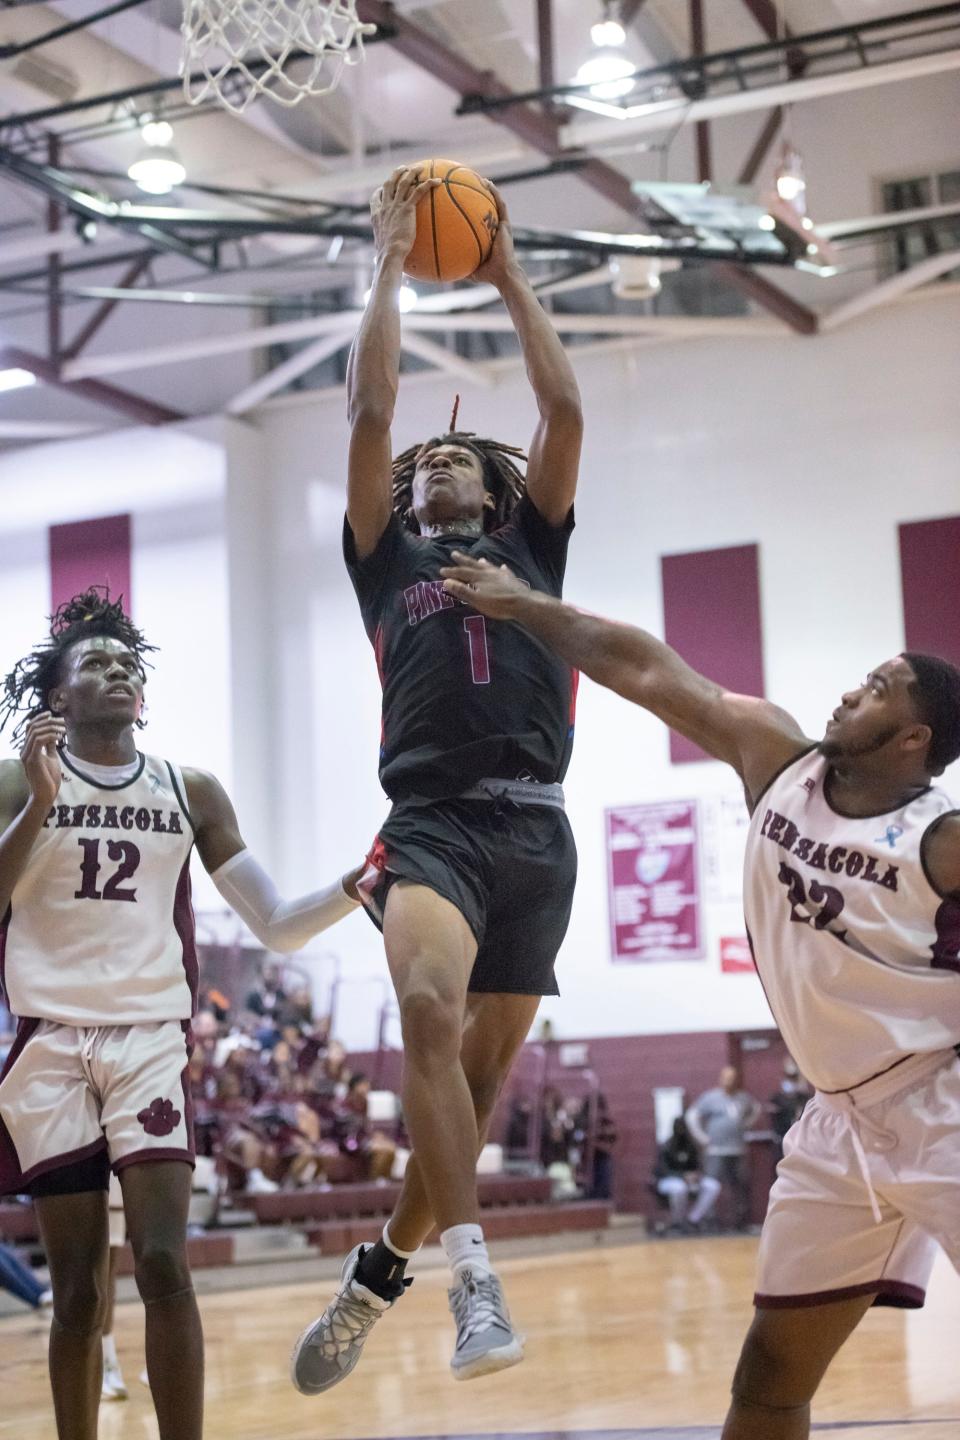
[{"x1": 2, "y1": 1235, "x2": 958, "y2": 1439}]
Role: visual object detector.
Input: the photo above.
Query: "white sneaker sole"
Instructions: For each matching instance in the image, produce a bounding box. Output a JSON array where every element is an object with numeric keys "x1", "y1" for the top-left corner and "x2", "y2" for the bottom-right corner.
[
  {"x1": 100, "y1": 1387, "x2": 128, "y2": 1402},
  {"x1": 451, "y1": 1335, "x2": 524, "y2": 1382}
]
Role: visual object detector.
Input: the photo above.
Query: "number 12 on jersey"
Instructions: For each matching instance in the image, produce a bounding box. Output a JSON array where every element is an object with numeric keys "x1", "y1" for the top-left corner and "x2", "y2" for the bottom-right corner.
[{"x1": 463, "y1": 615, "x2": 491, "y2": 685}]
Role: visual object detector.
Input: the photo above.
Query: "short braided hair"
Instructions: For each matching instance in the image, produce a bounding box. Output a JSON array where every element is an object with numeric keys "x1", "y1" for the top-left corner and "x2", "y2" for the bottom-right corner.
[
  {"x1": 391, "y1": 431, "x2": 527, "y2": 534},
  {"x1": 902, "y1": 651, "x2": 960, "y2": 775},
  {"x1": 1, "y1": 587, "x2": 155, "y2": 744}
]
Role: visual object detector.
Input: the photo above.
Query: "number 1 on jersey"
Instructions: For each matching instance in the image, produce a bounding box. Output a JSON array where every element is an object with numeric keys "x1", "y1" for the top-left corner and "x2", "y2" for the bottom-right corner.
[{"x1": 463, "y1": 614, "x2": 491, "y2": 685}]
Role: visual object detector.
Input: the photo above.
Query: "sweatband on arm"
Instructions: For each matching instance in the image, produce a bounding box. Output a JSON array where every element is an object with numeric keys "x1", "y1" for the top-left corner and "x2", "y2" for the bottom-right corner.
[{"x1": 211, "y1": 849, "x2": 359, "y2": 953}]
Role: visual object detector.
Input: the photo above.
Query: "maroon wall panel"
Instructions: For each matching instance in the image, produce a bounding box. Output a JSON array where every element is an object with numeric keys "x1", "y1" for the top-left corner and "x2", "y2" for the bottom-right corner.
[
  {"x1": 49, "y1": 514, "x2": 132, "y2": 617},
  {"x1": 661, "y1": 543, "x2": 765, "y2": 763},
  {"x1": 899, "y1": 515, "x2": 960, "y2": 668},
  {"x1": 349, "y1": 1030, "x2": 785, "y2": 1218}
]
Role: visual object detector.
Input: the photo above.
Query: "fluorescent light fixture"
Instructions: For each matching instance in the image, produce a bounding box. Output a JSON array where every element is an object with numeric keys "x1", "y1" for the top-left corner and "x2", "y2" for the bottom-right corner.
[
  {"x1": 0, "y1": 367, "x2": 37, "y2": 394},
  {"x1": 128, "y1": 146, "x2": 187, "y2": 195},
  {"x1": 573, "y1": 52, "x2": 636, "y2": 101}
]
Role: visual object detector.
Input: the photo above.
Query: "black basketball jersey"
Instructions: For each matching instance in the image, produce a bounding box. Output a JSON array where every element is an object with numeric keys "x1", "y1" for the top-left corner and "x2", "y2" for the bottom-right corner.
[{"x1": 344, "y1": 496, "x2": 577, "y2": 801}]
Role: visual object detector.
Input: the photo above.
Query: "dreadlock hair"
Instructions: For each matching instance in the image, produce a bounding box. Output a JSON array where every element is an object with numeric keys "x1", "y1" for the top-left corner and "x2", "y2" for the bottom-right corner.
[
  {"x1": 0, "y1": 587, "x2": 155, "y2": 745},
  {"x1": 902, "y1": 652, "x2": 960, "y2": 776},
  {"x1": 391, "y1": 431, "x2": 527, "y2": 535}
]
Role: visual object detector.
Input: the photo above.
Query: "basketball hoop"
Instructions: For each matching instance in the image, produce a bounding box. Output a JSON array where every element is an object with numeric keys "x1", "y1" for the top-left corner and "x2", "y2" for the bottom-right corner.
[{"x1": 181, "y1": 0, "x2": 376, "y2": 113}]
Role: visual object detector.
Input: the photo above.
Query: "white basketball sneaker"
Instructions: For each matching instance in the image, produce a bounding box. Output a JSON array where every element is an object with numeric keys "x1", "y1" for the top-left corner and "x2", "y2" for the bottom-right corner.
[
  {"x1": 448, "y1": 1267, "x2": 524, "y2": 1381},
  {"x1": 101, "y1": 1358, "x2": 129, "y2": 1401},
  {"x1": 290, "y1": 1245, "x2": 403, "y2": 1395}
]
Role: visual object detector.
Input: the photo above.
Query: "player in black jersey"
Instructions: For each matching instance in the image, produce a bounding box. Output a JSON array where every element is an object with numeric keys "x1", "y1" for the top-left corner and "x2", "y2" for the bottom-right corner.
[{"x1": 291, "y1": 166, "x2": 583, "y2": 1390}]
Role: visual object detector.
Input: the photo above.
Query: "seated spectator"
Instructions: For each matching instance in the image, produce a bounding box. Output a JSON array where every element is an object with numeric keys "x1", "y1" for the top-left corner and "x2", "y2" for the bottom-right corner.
[
  {"x1": 685, "y1": 1066, "x2": 761, "y2": 1230},
  {"x1": 0, "y1": 1241, "x2": 51, "y2": 1311},
  {"x1": 245, "y1": 959, "x2": 287, "y2": 1020},
  {"x1": 331, "y1": 1074, "x2": 396, "y2": 1182},
  {"x1": 654, "y1": 1116, "x2": 721, "y2": 1230},
  {"x1": 540, "y1": 1087, "x2": 574, "y2": 1168}
]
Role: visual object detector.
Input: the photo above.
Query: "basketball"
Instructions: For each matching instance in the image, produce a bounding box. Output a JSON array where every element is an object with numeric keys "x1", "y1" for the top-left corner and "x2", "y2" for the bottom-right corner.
[{"x1": 403, "y1": 159, "x2": 499, "y2": 283}]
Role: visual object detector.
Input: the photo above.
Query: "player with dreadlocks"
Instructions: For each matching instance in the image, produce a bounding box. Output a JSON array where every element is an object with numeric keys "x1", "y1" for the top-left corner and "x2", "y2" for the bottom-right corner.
[
  {"x1": 0, "y1": 588, "x2": 366, "y2": 1440},
  {"x1": 292, "y1": 168, "x2": 583, "y2": 1392}
]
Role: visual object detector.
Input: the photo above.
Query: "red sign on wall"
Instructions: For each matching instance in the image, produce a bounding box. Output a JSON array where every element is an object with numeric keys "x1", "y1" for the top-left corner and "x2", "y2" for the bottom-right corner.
[{"x1": 721, "y1": 936, "x2": 755, "y2": 973}]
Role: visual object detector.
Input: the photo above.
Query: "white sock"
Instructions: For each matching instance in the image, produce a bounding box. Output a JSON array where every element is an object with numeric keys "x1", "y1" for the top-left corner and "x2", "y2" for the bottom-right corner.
[
  {"x1": 441, "y1": 1223, "x2": 492, "y2": 1277},
  {"x1": 102, "y1": 1333, "x2": 118, "y2": 1367},
  {"x1": 382, "y1": 1223, "x2": 418, "y2": 1260}
]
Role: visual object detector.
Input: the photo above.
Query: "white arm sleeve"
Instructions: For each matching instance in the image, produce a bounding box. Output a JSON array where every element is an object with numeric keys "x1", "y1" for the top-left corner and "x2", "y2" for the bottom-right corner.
[{"x1": 211, "y1": 849, "x2": 360, "y2": 953}]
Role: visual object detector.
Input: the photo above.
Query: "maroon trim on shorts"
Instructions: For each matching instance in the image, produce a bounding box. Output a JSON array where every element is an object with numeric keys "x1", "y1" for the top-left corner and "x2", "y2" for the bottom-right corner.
[
  {"x1": 0, "y1": 903, "x2": 10, "y2": 1004},
  {"x1": 0, "y1": 1017, "x2": 42, "y2": 1193},
  {"x1": 755, "y1": 1279, "x2": 926, "y2": 1311},
  {"x1": 14, "y1": 1137, "x2": 109, "y2": 1192},
  {"x1": 113, "y1": 1147, "x2": 195, "y2": 1173},
  {"x1": 180, "y1": 1020, "x2": 196, "y2": 1155},
  {"x1": 173, "y1": 858, "x2": 200, "y2": 1011}
]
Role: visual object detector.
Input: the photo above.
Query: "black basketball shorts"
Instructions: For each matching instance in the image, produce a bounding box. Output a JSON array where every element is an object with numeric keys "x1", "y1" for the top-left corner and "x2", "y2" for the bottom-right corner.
[{"x1": 362, "y1": 796, "x2": 578, "y2": 997}]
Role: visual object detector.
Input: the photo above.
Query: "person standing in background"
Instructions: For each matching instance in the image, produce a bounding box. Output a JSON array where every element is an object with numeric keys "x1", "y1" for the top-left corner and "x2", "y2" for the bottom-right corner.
[{"x1": 685, "y1": 1068, "x2": 761, "y2": 1230}]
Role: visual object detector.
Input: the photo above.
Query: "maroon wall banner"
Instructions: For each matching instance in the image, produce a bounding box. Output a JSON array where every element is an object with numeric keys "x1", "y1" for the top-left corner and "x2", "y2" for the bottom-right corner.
[
  {"x1": 661, "y1": 543, "x2": 765, "y2": 764},
  {"x1": 606, "y1": 800, "x2": 703, "y2": 962},
  {"x1": 49, "y1": 514, "x2": 132, "y2": 617},
  {"x1": 899, "y1": 514, "x2": 960, "y2": 669}
]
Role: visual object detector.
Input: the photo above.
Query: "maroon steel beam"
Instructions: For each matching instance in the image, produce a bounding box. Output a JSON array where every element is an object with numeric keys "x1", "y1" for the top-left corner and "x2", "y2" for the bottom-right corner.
[
  {"x1": 355, "y1": 0, "x2": 817, "y2": 333},
  {"x1": 60, "y1": 254, "x2": 154, "y2": 362},
  {"x1": 689, "y1": 0, "x2": 712, "y2": 183},
  {"x1": 536, "y1": 0, "x2": 555, "y2": 115},
  {"x1": 47, "y1": 133, "x2": 62, "y2": 367},
  {"x1": 739, "y1": 0, "x2": 806, "y2": 74},
  {"x1": 0, "y1": 345, "x2": 185, "y2": 425},
  {"x1": 738, "y1": 105, "x2": 783, "y2": 185}
]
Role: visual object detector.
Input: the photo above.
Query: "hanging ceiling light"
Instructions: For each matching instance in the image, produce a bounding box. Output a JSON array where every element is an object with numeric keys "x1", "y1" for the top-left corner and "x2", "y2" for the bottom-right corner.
[
  {"x1": 573, "y1": 51, "x2": 636, "y2": 101},
  {"x1": 128, "y1": 114, "x2": 186, "y2": 196},
  {"x1": 774, "y1": 141, "x2": 807, "y2": 215},
  {"x1": 591, "y1": 1, "x2": 626, "y2": 48}
]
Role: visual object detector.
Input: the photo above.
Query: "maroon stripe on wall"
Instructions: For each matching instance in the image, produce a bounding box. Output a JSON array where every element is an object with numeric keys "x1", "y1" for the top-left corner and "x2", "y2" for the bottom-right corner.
[
  {"x1": 661, "y1": 543, "x2": 765, "y2": 763},
  {"x1": 899, "y1": 515, "x2": 960, "y2": 669},
  {"x1": 49, "y1": 514, "x2": 132, "y2": 616}
]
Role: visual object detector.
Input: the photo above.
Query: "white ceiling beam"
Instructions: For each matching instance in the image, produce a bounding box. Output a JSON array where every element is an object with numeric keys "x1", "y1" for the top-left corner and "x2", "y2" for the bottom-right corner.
[
  {"x1": 64, "y1": 310, "x2": 782, "y2": 381},
  {"x1": 224, "y1": 328, "x2": 355, "y2": 414},
  {"x1": 819, "y1": 201, "x2": 960, "y2": 241},
  {"x1": 398, "y1": 332, "x2": 496, "y2": 389},
  {"x1": 820, "y1": 249, "x2": 960, "y2": 331},
  {"x1": 0, "y1": 419, "x2": 104, "y2": 439},
  {"x1": 560, "y1": 49, "x2": 960, "y2": 149}
]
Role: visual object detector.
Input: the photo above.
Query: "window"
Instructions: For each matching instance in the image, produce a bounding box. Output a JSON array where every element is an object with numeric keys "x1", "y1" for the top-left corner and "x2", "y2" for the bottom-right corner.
[{"x1": 880, "y1": 168, "x2": 960, "y2": 278}]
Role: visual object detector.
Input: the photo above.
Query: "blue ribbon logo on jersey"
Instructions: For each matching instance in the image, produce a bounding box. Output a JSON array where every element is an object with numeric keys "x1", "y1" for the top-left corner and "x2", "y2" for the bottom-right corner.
[{"x1": 875, "y1": 824, "x2": 903, "y2": 849}]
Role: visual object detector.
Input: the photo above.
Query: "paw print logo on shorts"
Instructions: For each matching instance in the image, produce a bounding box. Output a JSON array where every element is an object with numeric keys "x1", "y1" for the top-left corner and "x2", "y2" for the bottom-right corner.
[{"x1": 137, "y1": 1097, "x2": 182, "y2": 1137}]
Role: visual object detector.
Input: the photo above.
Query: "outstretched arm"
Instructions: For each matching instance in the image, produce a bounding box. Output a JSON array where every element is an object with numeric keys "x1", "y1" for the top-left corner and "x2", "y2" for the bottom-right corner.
[
  {"x1": 346, "y1": 167, "x2": 441, "y2": 559},
  {"x1": 183, "y1": 769, "x2": 363, "y2": 952},
  {"x1": 441, "y1": 554, "x2": 808, "y2": 805},
  {"x1": 474, "y1": 187, "x2": 583, "y2": 526}
]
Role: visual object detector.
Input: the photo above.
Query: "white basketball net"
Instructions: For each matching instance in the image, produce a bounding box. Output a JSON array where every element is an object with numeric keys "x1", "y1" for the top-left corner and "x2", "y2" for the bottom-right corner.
[{"x1": 181, "y1": 0, "x2": 376, "y2": 113}]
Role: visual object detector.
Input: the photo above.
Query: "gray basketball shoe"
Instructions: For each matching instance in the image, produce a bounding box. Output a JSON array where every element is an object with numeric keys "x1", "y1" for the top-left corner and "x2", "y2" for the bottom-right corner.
[
  {"x1": 290, "y1": 1245, "x2": 399, "y2": 1395},
  {"x1": 448, "y1": 1266, "x2": 524, "y2": 1381}
]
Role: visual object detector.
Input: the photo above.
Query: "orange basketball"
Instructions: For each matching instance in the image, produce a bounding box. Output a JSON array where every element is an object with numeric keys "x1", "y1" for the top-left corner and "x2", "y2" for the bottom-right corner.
[{"x1": 404, "y1": 159, "x2": 498, "y2": 283}]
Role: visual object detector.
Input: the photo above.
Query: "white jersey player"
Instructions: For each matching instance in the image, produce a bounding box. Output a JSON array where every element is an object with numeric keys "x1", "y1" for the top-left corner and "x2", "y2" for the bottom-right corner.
[
  {"x1": 439, "y1": 550, "x2": 960, "y2": 1440},
  {"x1": 0, "y1": 589, "x2": 364, "y2": 1440}
]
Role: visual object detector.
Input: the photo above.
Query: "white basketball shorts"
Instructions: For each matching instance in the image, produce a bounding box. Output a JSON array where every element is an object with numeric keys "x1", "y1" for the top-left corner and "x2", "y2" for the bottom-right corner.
[
  {"x1": 0, "y1": 1018, "x2": 194, "y2": 1195},
  {"x1": 755, "y1": 1048, "x2": 960, "y2": 1310}
]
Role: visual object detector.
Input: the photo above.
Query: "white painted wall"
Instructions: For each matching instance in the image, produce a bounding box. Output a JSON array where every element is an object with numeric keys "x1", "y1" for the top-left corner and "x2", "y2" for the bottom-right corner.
[
  {"x1": 254, "y1": 289, "x2": 960, "y2": 1047},
  {"x1": 1, "y1": 294, "x2": 958, "y2": 1049},
  {"x1": 0, "y1": 422, "x2": 231, "y2": 911}
]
